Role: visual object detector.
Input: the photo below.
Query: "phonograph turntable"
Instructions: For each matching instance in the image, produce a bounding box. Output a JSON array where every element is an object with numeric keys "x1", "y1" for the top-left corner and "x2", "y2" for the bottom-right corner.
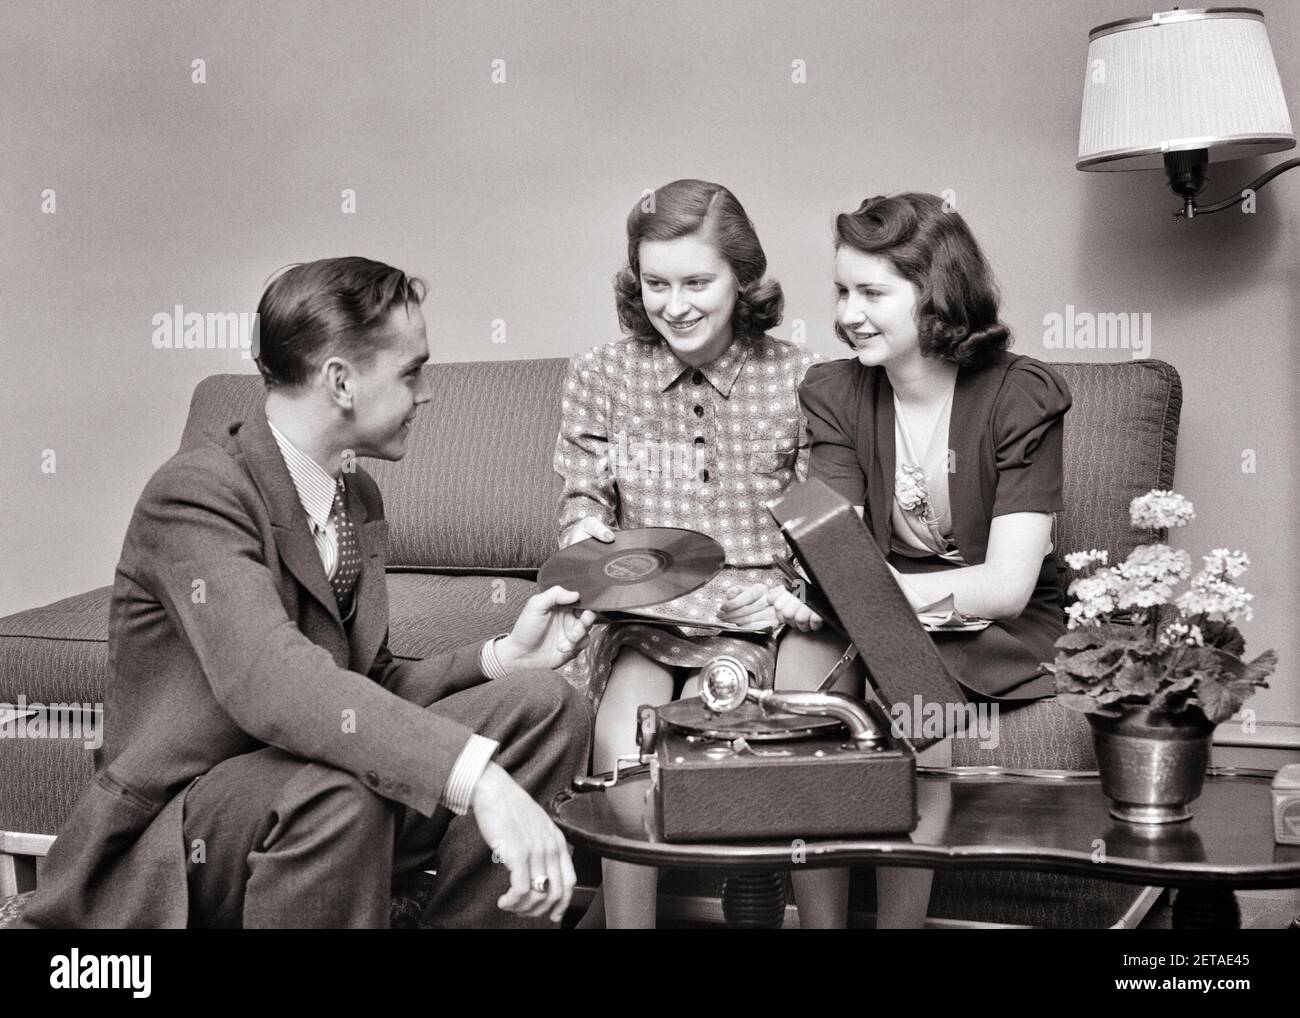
[{"x1": 565, "y1": 478, "x2": 968, "y2": 842}]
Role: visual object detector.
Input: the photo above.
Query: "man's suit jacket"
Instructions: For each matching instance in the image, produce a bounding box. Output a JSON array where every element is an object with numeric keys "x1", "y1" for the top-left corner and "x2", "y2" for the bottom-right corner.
[{"x1": 22, "y1": 413, "x2": 493, "y2": 928}]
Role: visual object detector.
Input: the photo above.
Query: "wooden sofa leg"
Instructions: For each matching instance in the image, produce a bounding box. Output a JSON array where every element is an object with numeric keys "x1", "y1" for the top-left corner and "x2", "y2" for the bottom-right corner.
[
  {"x1": 0, "y1": 852, "x2": 19, "y2": 898},
  {"x1": 1, "y1": 852, "x2": 42, "y2": 896},
  {"x1": 0, "y1": 833, "x2": 56, "y2": 896},
  {"x1": 0, "y1": 852, "x2": 24, "y2": 899}
]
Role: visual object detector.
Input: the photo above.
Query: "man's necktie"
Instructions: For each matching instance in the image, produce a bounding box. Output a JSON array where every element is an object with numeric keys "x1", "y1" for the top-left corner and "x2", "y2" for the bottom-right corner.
[{"x1": 330, "y1": 477, "x2": 362, "y2": 618}]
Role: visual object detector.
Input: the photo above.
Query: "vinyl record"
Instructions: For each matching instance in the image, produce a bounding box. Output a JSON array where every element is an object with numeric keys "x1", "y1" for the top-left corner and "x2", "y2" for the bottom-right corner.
[{"x1": 537, "y1": 527, "x2": 724, "y2": 611}]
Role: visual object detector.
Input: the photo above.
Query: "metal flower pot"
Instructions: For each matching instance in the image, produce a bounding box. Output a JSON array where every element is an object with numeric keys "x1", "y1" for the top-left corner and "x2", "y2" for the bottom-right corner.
[{"x1": 1088, "y1": 706, "x2": 1215, "y2": 824}]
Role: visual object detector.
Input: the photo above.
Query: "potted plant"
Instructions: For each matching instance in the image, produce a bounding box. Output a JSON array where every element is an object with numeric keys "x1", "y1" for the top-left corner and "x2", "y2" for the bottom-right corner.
[{"x1": 1045, "y1": 489, "x2": 1277, "y2": 824}]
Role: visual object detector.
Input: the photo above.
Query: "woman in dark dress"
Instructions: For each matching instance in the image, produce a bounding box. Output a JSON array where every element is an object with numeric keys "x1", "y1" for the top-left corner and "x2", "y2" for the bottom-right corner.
[{"x1": 770, "y1": 192, "x2": 1072, "y2": 927}]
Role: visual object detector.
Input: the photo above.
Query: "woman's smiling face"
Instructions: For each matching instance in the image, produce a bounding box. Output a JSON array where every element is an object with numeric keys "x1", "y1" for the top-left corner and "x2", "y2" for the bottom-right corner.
[
  {"x1": 638, "y1": 232, "x2": 739, "y2": 366},
  {"x1": 833, "y1": 246, "x2": 922, "y2": 370}
]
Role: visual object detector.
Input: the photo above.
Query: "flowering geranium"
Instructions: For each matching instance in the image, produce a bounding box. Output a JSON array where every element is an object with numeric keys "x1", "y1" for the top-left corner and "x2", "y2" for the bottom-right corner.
[
  {"x1": 1045, "y1": 489, "x2": 1276, "y2": 724},
  {"x1": 1064, "y1": 549, "x2": 1108, "y2": 571},
  {"x1": 1129, "y1": 489, "x2": 1196, "y2": 529}
]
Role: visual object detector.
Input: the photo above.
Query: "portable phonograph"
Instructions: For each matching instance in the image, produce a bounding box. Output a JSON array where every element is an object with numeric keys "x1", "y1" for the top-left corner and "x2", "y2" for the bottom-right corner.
[{"x1": 556, "y1": 478, "x2": 968, "y2": 842}]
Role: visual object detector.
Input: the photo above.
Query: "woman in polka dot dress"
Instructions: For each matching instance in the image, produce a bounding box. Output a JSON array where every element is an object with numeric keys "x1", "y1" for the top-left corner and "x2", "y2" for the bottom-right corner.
[{"x1": 553, "y1": 179, "x2": 817, "y2": 927}]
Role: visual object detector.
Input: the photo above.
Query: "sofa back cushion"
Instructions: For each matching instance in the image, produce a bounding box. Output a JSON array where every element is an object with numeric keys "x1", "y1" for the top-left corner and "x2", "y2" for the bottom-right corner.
[
  {"x1": 180, "y1": 359, "x2": 569, "y2": 572},
  {"x1": 1051, "y1": 360, "x2": 1182, "y2": 583},
  {"x1": 180, "y1": 358, "x2": 1181, "y2": 579}
]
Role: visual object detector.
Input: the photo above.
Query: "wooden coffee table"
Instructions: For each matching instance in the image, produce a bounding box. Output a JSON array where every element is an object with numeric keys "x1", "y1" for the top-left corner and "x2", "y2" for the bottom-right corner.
[{"x1": 550, "y1": 766, "x2": 1300, "y2": 928}]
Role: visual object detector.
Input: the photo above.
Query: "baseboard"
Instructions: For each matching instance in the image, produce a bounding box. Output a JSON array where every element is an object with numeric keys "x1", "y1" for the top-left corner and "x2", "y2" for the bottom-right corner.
[{"x1": 1213, "y1": 720, "x2": 1300, "y2": 750}]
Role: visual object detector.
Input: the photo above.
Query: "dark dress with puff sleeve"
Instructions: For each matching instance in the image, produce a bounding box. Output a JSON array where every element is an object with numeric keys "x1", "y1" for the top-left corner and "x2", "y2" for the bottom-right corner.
[{"x1": 798, "y1": 352, "x2": 1072, "y2": 701}]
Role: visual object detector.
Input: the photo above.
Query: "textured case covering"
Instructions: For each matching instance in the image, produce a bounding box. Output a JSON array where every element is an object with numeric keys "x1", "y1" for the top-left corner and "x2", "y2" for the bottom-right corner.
[
  {"x1": 653, "y1": 728, "x2": 917, "y2": 841},
  {"x1": 768, "y1": 478, "x2": 967, "y2": 751}
]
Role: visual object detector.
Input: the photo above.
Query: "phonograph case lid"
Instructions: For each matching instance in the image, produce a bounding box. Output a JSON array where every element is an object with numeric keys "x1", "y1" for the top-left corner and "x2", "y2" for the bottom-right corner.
[{"x1": 767, "y1": 478, "x2": 967, "y2": 749}]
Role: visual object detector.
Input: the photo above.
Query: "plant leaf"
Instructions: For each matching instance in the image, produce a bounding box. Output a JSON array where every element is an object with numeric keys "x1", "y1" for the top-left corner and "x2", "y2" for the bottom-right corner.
[
  {"x1": 1095, "y1": 687, "x2": 1132, "y2": 705},
  {"x1": 1241, "y1": 649, "x2": 1278, "y2": 686},
  {"x1": 1054, "y1": 692, "x2": 1119, "y2": 716},
  {"x1": 1192, "y1": 676, "x2": 1241, "y2": 724},
  {"x1": 1057, "y1": 646, "x2": 1122, "y2": 678},
  {"x1": 1113, "y1": 660, "x2": 1159, "y2": 696},
  {"x1": 1149, "y1": 674, "x2": 1199, "y2": 714},
  {"x1": 1054, "y1": 623, "x2": 1145, "y2": 652},
  {"x1": 1055, "y1": 628, "x2": 1108, "y2": 651},
  {"x1": 1199, "y1": 621, "x2": 1245, "y2": 655},
  {"x1": 1054, "y1": 672, "x2": 1101, "y2": 694}
]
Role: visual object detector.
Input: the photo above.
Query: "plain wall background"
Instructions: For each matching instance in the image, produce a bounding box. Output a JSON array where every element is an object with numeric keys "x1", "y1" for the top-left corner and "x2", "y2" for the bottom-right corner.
[{"x1": 2, "y1": 0, "x2": 1297, "y2": 739}]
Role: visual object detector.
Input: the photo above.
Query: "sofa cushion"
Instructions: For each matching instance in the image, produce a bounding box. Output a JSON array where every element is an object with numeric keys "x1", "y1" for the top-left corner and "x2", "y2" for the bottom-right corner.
[
  {"x1": 0, "y1": 587, "x2": 111, "y2": 704},
  {"x1": 364, "y1": 361, "x2": 568, "y2": 573},
  {"x1": 0, "y1": 736, "x2": 97, "y2": 835},
  {"x1": 929, "y1": 869, "x2": 1146, "y2": 928},
  {"x1": 180, "y1": 359, "x2": 570, "y2": 573},
  {"x1": 385, "y1": 573, "x2": 536, "y2": 659},
  {"x1": 1053, "y1": 361, "x2": 1181, "y2": 586},
  {"x1": 0, "y1": 577, "x2": 545, "y2": 701}
]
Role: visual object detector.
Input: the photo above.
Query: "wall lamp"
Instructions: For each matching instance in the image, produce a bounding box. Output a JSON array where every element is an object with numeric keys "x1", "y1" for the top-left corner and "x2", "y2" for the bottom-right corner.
[{"x1": 1077, "y1": 7, "x2": 1296, "y2": 219}]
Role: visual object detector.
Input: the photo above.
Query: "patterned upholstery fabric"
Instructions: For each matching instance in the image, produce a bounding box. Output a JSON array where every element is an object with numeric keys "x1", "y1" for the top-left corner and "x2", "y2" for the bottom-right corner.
[
  {"x1": 365, "y1": 361, "x2": 568, "y2": 571},
  {"x1": 0, "y1": 586, "x2": 111, "y2": 704},
  {"x1": 0, "y1": 358, "x2": 1183, "y2": 929},
  {"x1": 1052, "y1": 361, "x2": 1182, "y2": 591},
  {"x1": 929, "y1": 869, "x2": 1142, "y2": 928},
  {"x1": 385, "y1": 573, "x2": 535, "y2": 660},
  {"x1": 181, "y1": 361, "x2": 570, "y2": 571},
  {"x1": 0, "y1": 734, "x2": 97, "y2": 835},
  {"x1": 949, "y1": 698, "x2": 1095, "y2": 770}
]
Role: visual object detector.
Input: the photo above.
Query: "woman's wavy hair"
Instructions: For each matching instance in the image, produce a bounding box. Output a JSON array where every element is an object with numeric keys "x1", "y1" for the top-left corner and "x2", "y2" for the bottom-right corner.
[
  {"x1": 834, "y1": 193, "x2": 1011, "y2": 367},
  {"x1": 614, "y1": 179, "x2": 782, "y2": 343}
]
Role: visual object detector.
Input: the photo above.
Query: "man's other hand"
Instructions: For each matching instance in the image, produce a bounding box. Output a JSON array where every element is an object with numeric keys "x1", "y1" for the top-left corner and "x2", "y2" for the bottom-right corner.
[{"x1": 472, "y1": 762, "x2": 576, "y2": 922}]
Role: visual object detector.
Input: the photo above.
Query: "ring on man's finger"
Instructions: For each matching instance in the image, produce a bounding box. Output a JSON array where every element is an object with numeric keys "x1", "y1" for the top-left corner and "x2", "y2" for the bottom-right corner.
[{"x1": 531, "y1": 875, "x2": 550, "y2": 894}]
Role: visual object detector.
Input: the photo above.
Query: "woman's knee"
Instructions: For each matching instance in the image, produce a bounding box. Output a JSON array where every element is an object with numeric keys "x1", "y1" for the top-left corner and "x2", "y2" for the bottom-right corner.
[
  {"x1": 593, "y1": 650, "x2": 674, "y2": 764},
  {"x1": 775, "y1": 628, "x2": 857, "y2": 693}
]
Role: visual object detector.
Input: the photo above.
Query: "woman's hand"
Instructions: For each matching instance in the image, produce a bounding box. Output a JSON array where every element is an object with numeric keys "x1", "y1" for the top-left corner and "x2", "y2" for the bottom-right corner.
[
  {"x1": 718, "y1": 582, "x2": 778, "y2": 631},
  {"x1": 766, "y1": 585, "x2": 824, "y2": 632},
  {"x1": 562, "y1": 517, "x2": 616, "y2": 548}
]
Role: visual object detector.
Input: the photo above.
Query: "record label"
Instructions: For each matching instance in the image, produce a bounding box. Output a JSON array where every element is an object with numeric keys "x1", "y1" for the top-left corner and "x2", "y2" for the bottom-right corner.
[{"x1": 602, "y1": 550, "x2": 667, "y2": 581}]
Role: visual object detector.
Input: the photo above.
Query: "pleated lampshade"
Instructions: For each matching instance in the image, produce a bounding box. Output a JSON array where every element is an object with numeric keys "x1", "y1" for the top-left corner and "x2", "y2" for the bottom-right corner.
[{"x1": 1078, "y1": 7, "x2": 1295, "y2": 171}]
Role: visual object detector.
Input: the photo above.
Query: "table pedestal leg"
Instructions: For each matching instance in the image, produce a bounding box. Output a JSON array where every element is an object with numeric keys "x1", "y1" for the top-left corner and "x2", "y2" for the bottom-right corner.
[
  {"x1": 1171, "y1": 886, "x2": 1240, "y2": 929},
  {"x1": 721, "y1": 871, "x2": 786, "y2": 929}
]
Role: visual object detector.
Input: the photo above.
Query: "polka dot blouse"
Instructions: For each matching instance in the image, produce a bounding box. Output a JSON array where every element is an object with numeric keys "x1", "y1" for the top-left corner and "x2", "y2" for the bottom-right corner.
[{"x1": 553, "y1": 333, "x2": 820, "y2": 567}]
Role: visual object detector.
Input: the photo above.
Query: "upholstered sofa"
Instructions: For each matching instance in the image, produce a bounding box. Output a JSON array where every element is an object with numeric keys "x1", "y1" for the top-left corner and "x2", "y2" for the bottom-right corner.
[{"x1": 0, "y1": 356, "x2": 1182, "y2": 928}]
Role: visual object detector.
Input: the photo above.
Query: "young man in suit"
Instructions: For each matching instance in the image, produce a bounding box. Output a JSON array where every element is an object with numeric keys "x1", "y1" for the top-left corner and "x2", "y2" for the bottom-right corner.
[{"x1": 20, "y1": 257, "x2": 596, "y2": 929}]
